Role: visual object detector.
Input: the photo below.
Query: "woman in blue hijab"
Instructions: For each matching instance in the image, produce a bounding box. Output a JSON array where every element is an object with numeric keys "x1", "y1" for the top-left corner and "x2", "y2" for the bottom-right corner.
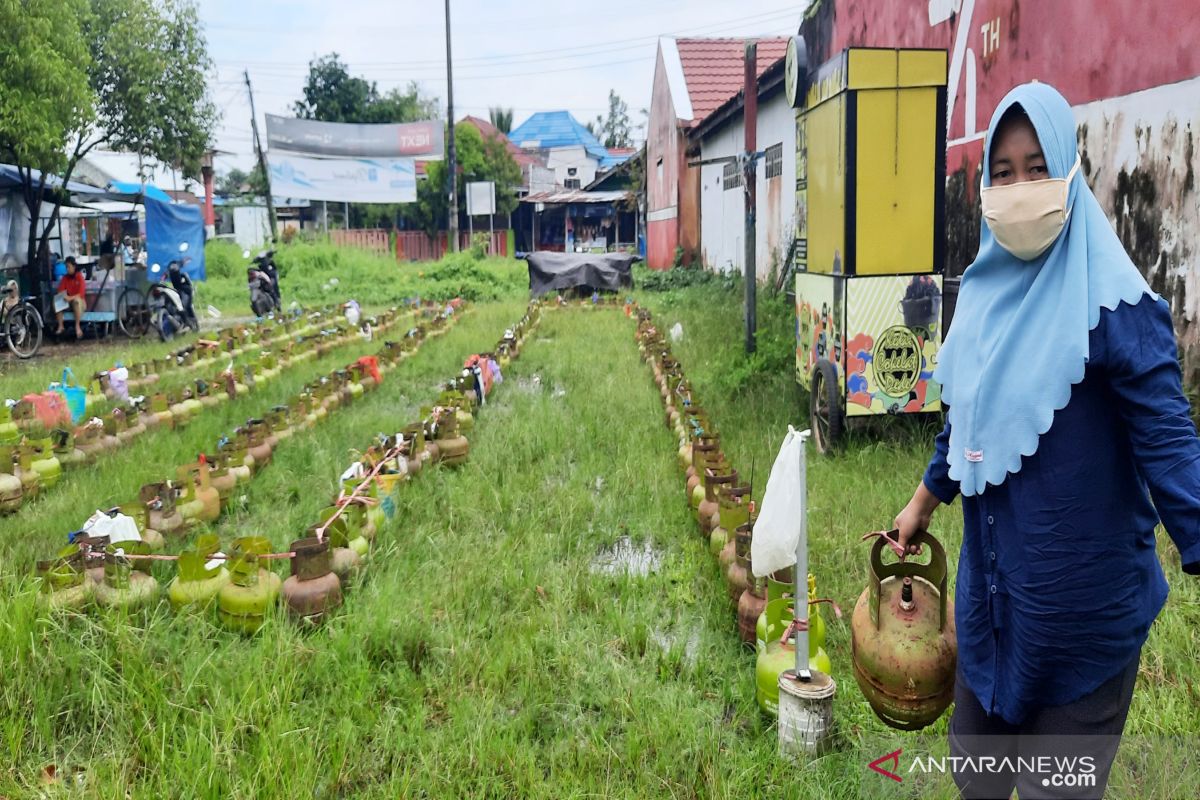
[{"x1": 893, "y1": 82, "x2": 1200, "y2": 798}]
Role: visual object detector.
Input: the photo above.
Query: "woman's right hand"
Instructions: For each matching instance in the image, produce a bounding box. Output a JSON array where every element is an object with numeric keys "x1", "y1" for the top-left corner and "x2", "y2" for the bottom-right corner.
[{"x1": 893, "y1": 482, "x2": 942, "y2": 557}]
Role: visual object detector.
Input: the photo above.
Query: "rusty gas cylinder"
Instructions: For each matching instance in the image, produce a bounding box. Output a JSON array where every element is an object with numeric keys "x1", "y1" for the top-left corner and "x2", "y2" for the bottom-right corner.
[
  {"x1": 242, "y1": 419, "x2": 274, "y2": 469},
  {"x1": 140, "y1": 482, "x2": 186, "y2": 537},
  {"x1": 283, "y1": 537, "x2": 343, "y2": 624},
  {"x1": 737, "y1": 575, "x2": 767, "y2": 646},
  {"x1": 726, "y1": 522, "x2": 753, "y2": 604},
  {"x1": 699, "y1": 470, "x2": 737, "y2": 536},
  {"x1": 851, "y1": 530, "x2": 957, "y2": 731}
]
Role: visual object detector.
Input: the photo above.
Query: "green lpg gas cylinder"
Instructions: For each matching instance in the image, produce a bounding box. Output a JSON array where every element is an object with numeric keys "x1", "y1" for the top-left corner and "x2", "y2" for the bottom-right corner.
[
  {"x1": 0, "y1": 404, "x2": 20, "y2": 446},
  {"x1": 755, "y1": 592, "x2": 831, "y2": 716},
  {"x1": 756, "y1": 573, "x2": 827, "y2": 654},
  {"x1": 35, "y1": 548, "x2": 91, "y2": 611},
  {"x1": 29, "y1": 438, "x2": 62, "y2": 489},
  {"x1": 168, "y1": 535, "x2": 230, "y2": 611},
  {"x1": 217, "y1": 537, "x2": 281, "y2": 634},
  {"x1": 93, "y1": 552, "x2": 160, "y2": 610}
]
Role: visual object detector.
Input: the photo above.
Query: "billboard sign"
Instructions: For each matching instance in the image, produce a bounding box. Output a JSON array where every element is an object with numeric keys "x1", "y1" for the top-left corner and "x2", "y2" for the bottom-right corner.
[
  {"x1": 466, "y1": 181, "x2": 496, "y2": 216},
  {"x1": 266, "y1": 154, "x2": 416, "y2": 203},
  {"x1": 265, "y1": 114, "x2": 444, "y2": 159}
]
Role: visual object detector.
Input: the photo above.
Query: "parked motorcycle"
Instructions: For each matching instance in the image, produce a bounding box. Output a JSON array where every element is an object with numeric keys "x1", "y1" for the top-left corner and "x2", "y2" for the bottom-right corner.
[
  {"x1": 245, "y1": 250, "x2": 280, "y2": 318},
  {"x1": 149, "y1": 250, "x2": 200, "y2": 342}
]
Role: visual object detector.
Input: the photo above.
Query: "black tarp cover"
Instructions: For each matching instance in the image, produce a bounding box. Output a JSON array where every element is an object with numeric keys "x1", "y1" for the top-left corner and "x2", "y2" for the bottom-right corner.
[{"x1": 525, "y1": 251, "x2": 636, "y2": 296}]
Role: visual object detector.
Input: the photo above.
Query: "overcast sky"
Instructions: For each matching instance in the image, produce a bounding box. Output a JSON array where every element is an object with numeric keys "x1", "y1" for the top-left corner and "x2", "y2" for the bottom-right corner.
[{"x1": 203, "y1": 0, "x2": 805, "y2": 174}]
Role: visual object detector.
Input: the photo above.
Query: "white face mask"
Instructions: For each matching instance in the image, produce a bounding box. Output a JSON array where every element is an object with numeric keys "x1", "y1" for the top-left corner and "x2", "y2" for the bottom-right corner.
[{"x1": 980, "y1": 155, "x2": 1080, "y2": 261}]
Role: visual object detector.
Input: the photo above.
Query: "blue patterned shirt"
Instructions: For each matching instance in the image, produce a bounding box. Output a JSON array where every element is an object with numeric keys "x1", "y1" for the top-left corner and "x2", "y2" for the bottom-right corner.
[{"x1": 923, "y1": 294, "x2": 1200, "y2": 724}]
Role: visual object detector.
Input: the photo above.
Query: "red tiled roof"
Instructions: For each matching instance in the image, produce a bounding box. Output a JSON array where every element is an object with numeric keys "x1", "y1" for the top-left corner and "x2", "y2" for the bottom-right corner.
[
  {"x1": 462, "y1": 115, "x2": 543, "y2": 168},
  {"x1": 607, "y1": 147, "x2": 637, "y2": 157},
  {"x1": 675, "y1": 37, "x2": 788, "y2": 124}
]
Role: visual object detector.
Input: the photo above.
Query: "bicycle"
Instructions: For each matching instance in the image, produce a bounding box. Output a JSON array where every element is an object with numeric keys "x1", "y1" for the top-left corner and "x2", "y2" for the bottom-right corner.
[{"x1": 1, "y1": 280, "x2": 44, "y2": 358}]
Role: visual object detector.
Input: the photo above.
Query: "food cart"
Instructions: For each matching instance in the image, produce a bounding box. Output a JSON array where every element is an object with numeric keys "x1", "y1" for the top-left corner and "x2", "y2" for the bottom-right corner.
[
  {"x1": 72, "y1": 256, "x2": 150, "y2": 338},
  {"x1": 788, "y1": 44, "x2": 949, "y2": 452}
]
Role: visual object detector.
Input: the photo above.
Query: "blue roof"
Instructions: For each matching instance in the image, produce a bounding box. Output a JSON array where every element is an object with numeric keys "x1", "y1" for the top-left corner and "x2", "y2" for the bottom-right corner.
[
  {"x1": 0, "y1": 163, "x2": 105, "y2": 193},
  {"x1": 108, "y1": 181, "x2": 172, "y2": 202},
  {"x1": 509, "y1": 111, "x2": 610, "y2": 163}
]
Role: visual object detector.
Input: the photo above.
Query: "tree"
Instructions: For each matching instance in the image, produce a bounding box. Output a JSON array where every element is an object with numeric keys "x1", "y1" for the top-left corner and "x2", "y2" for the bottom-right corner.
[
  {"x1": 0, "y1": 0, "x2": 93, "y2": 267},
  {"x1": 2, "y1": 0, "x2": 217, "y2": 269},
  {"x1": 293, "y1": 54, "x2": 375, "y2": 123},
  {"x1": 488, "y1": 106, "x2": 513, "y2": 134},
  {"x1": 216, "y1": 165, "x2": 268, "y2": 197},
  {"x1": 294, "y1": 54, "x2": 438, "y2": 124},
  {"x1": 591, "y1": 89, "x2": 632, "y2": 149},
  {"x1": 0, "y1": 0, "x2": 92, "y2": 175},
  {"x1": 369, "y1": 83, "x2": 439, "y2": 124},
  {"x1": 409, "y1": 121, "x2": 521, "y2": 239}
]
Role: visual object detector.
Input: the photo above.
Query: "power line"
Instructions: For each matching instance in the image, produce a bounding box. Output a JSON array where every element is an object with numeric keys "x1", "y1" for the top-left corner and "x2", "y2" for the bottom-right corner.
[
  {"x1": 204, "y1": 3, "x2": 799, "y2": 58},
  {"x1": 209, "y1": 6, "x2": 799, "y2": 73}
]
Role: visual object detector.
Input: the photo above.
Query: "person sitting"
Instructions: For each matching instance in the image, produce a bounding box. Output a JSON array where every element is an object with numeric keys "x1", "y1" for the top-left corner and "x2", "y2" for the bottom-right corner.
[{"x1": 54, "y1": 256, "x2": 86, "y2": 339}]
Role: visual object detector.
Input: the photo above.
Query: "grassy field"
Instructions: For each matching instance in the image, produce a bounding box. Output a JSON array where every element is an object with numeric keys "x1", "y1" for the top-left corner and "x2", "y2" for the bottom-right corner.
[{"x1": 0, "y1": 257, "x2": 1196, "y2": 798}]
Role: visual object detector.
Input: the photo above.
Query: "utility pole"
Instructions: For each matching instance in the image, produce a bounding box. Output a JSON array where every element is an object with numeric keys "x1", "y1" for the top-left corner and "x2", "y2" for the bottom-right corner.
[
  {"x1": 743, "y1": 41, "x2": 758, "y2": 354},
  {"x1": 445, "y1": 0, "x2": 459, "y2": 252},
  {"x1": 245, "y1": 70, "x2": 278, "y2": 243}
]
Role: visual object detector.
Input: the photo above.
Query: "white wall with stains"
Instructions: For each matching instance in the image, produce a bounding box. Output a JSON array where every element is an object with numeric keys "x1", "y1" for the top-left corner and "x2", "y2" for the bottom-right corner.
[{"x1": 1074, "y1": 75, "x2": 1200, "y2": 377}]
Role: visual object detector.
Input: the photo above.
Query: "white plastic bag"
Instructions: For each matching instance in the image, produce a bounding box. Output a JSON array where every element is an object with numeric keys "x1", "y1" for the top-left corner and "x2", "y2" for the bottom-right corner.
[
  {"x1": 108, "y1": 366, "x2": 129, "y2": 402},
  {"x1": 669, "y1": 322, "x2": 684, "y2": 342},
  {"x1": 751, "y1": 426, "x2": 810, "y2": 577},
  {"x1": 82, "y1": 509, "x2": 141, "y2": 543}
]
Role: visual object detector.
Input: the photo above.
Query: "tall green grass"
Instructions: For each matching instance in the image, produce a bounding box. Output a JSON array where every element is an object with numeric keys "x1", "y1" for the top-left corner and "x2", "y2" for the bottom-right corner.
[
  {"x1": 0, "y1": 283, "x2": 1194, "y2": 797},
  {"x1": 200, "y1": 240, "x2": 527, "y2": 312}
]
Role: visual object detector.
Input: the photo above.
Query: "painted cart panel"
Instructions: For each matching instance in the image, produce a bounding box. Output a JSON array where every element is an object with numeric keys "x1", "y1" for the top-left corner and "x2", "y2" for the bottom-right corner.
[
  {"x1": 795, "y1": 271, "x2": 843, "y2": 392},
  {"x1": 844, "y1": 274, "x2": 942, "y2": 416}
]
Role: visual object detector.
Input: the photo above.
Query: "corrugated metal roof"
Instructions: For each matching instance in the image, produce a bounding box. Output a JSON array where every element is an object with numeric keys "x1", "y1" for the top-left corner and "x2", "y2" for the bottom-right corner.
[
  {"x1": 675, "y1": 37, "x2": 789, "y2": 124},
  {"x1": 520, "y1": 189, "x2": 631, "y2": 205}
]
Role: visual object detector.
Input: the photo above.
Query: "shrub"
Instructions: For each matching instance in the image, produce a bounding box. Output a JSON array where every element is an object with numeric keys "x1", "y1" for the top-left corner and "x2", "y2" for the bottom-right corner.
[
  {"x1": 204, "y1": 239, "x2": 243, "y2": 280},
  {"x1": 469, "y1": 232, "x2": 491, "y2": 261}
]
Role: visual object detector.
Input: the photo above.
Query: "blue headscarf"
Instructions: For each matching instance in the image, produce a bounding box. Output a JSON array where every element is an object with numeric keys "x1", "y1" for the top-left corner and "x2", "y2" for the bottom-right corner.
[{"x1": 933, "y1": 82, "x2": 1154, "y2": 496}]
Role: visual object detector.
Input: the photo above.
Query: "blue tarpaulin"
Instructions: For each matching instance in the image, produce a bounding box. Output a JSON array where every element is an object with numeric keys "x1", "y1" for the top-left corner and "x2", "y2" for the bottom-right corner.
[
  {"x1": 145, "y1": 198, "x2": 205, "y2": 282},
  {"x1": 108, "y1": 181, "x2": 172, "y2": 202}
]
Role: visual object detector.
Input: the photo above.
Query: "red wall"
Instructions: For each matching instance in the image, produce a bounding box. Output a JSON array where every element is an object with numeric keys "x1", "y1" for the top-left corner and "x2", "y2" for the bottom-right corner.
[
  {"x1": 802, "y1": 0, "x2": 1200, "y2": 276},
  {"x1": 796, "y1": 0, "x2": 1200, "y2": 379}
]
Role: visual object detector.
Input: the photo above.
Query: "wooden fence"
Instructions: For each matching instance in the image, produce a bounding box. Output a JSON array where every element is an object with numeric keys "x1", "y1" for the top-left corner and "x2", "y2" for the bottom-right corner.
[
  {"x1": 330, "y1": 229, "x2": 391, "y2": 256},
  {"x1": 328, "y1": 229, "x2": 510, "y2": 262},
  {"x1": 395, "y1": 230, "x2": 509, "y2": 262}
]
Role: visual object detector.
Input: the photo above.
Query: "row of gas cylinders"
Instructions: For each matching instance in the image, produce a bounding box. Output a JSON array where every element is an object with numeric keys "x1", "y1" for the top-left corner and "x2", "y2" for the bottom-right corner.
[
  {"x1": 33, "y1": 303, "x2": 542, "y2": 634},
  {"x1": 29, "y1": 305, "x2": 455, "y2": 615},
  {"x1": 29, "y1": 306, "x2": 336, "y2": 427},
  {"x1": 78, "y1": 301, "x2": 442, "y2": 412},
  {"x1": 634, "y1": 308, "x2": 832, "y2": 717},
  {"x1": 636, "y1": 307, "x2": 958, "y2": 732},
  {"x1": 0, "y1": 308, "x2": 409, "y2": 516}
]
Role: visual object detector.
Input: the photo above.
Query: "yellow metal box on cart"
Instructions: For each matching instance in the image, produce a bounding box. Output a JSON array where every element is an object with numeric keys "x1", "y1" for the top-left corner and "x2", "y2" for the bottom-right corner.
[{"x1": 791, "y1": 46, "x2": 948, "y2": 451}]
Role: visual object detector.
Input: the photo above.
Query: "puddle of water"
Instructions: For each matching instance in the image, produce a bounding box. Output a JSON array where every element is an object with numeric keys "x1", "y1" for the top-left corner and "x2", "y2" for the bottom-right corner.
[
  {"x1": 589, "y1": 536, "x2": 662, "y2": 577},
  {"x1": 514, "y1": 375, "x2": 543, "y2": 393},
  {"x1": 650, "y1": 626, "x2": 702, "y2": 665}
]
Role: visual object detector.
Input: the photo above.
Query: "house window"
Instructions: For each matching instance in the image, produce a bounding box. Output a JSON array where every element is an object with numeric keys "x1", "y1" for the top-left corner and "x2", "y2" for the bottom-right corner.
[
  {"x1": 722, "y1": 160, "x2": 741, "y2": 191},
  {"x1": 564, "y1": 178, "x2": 581, "y2": 189},
  {"x1": 567, "y1": 167, "x2": 577, "y2": 177},
  {"x1": 765, "y1": 143, "x2": 783, "y2": 179}
]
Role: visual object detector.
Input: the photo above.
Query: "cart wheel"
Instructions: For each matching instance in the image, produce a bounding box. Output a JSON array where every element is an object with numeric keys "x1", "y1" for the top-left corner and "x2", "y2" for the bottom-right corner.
[
  {"x1": 811, "y1": 360, "x2": 844, "y2": 454},
  {"x1": 117, "y1": 287, "x2": 149, "y2": 338},
  {"x1": 5, "y1": 303, "x2": 43, "y2": 359}
]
